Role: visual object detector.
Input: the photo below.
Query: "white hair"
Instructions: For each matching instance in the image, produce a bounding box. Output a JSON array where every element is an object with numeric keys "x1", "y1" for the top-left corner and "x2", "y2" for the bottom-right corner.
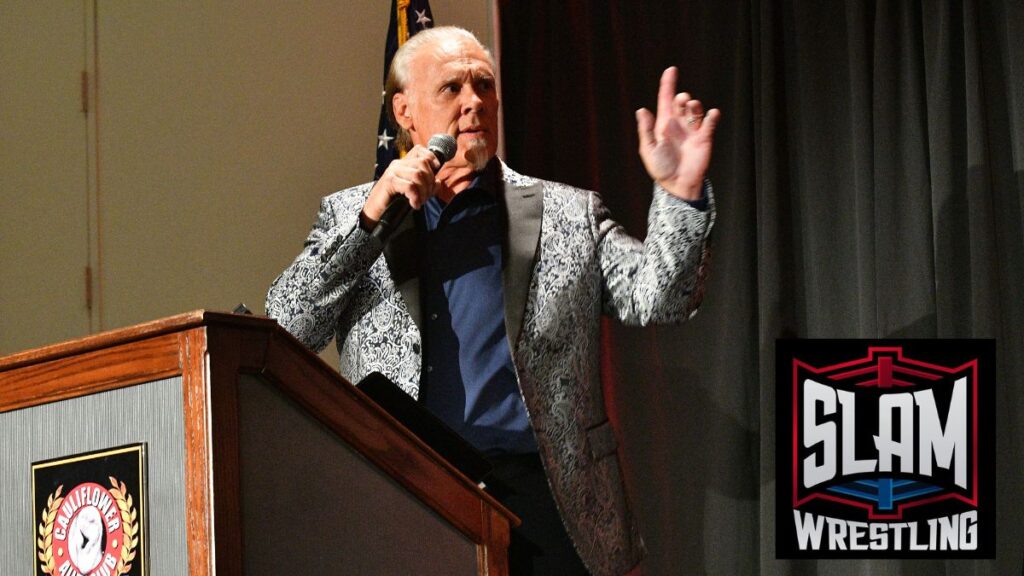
[{"x1": 384, "y1": 26, "x2": 495, "y2": 150}]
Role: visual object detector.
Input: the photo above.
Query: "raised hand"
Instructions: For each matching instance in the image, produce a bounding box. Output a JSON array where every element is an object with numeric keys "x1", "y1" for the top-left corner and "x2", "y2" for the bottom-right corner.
[{"x1": 635, "y1": 66, "x2": 720, "y2": 201}]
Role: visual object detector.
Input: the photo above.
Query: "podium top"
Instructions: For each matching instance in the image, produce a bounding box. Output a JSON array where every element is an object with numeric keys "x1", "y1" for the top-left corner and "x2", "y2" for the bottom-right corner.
[{"x1": 0, "y1": 310, "x2": 265, "y2": 372}]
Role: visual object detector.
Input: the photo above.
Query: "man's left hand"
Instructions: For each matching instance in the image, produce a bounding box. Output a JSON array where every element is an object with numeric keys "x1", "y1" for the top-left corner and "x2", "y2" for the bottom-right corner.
[{"x1": 636, "y1": 66, "x2": 720, "y2": 201}]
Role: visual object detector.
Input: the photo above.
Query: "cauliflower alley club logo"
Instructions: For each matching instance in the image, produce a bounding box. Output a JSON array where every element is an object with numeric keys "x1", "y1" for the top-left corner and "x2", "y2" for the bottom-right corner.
[
  {"x1": 33, "y1": 444, "x2": 146, "y2": 576},
  {"x1": 775, "y1": 340, "x2": 994, "y2": 558}
]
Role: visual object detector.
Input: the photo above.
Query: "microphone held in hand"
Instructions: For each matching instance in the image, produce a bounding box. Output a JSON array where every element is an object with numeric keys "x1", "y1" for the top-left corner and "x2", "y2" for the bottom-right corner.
[
  {"x1": 426, "y1": 133, "x2": 457, "y2": 166},
  {"x1": 372, "y1": 134, "x2": 458, "y2": 243}
]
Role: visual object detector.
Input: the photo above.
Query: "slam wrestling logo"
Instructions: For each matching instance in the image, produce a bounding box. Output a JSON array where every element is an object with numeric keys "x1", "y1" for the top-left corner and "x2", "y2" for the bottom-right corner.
[{"x1": 776, "y1": 340, "x2": 994, "y2": 558}]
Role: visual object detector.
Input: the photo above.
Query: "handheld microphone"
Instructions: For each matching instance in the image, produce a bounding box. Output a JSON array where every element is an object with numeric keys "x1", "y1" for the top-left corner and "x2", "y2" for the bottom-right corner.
[
  {"x1": 372, "y1": 134, "x2": 457, "y2": 242},
  {"x1": 426, "y1": 133, "x2": 458, "y2": 167}
]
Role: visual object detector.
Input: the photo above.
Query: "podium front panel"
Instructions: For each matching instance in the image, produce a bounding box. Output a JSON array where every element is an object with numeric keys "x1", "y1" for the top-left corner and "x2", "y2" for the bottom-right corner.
[
  {"x1": 238, "y1": 375, "x2": 478, "y2": 575},
  {"x1": 0, "y1": 377, "x2": 189, "y2": 574}
]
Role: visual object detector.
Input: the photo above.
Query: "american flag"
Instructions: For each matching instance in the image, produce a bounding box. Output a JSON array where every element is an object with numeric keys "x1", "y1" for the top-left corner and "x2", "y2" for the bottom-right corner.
[{"x1": 374, "y1": 0, "x2": 436, "y2": 179}]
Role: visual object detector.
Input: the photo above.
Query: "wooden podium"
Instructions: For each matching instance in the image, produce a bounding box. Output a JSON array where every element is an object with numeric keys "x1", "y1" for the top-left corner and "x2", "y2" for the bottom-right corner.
[{"x1": 0, "y1": 311, "x2": 515, "y2": 575}]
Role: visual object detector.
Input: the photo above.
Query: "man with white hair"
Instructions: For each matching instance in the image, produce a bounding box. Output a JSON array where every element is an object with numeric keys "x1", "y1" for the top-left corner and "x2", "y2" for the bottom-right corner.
[{"x1": 267, "y1": 26, "x2": 718, "y2": 576}]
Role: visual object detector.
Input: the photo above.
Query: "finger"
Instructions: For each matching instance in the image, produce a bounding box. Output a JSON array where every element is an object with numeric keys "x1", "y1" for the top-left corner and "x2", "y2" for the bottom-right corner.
[
  {"x1": 407, "y1": 190, "x2": 424, "y2": 210},
  {"x1": 673, "y1": 92, "x2": 691, "y2": 116},
  {"x1": 700, "y1": 108, "x2": 721, "y2": 135},
  {"x1": 411, "y1": 157, "x2": 435, "y2": 180},
  {"x1": 406, "y1": 166, "x2": 437, "y2": 199},
  {"x1": 396, "y1": 153, "x2": 438, "y2": 186},
  {"x1": 407, "y1": 145, "x2": 440, "y2": 169},
  {"x1": 393, "y1": 158, "x2": 435, "y2": 189},
  {"x1": 685, "y1": 98, "x2": 704, "y2": 119},
  {"x1": 392, "y1": 175, "x2": 430, "y2": 209},
  {"x1": 414, "y1": 147, "x2": 443, "y2": 173},
  {"x1": 393, "y1": 171, "x2": 429, "y2": 195},
  {"x1": 635, "y1": 108, "x2": 656, "y2": 150},
  {"x1": 656, "y1": 67, "x2": 678, "y2": 123}
]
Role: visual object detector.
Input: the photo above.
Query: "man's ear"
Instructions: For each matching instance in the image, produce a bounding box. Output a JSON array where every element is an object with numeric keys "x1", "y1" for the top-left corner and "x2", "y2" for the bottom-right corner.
[{"x1": 392, "y1": 92, "x2": 413, "y2": 130}]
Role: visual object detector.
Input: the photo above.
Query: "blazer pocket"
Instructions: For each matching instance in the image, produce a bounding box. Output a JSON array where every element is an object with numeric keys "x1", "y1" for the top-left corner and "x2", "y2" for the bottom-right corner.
[{"x1": 585, "y1": 419, "x2": 619, "y2": 462}]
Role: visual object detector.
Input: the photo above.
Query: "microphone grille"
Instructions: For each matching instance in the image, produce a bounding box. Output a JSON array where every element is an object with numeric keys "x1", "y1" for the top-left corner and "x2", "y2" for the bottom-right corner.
[{"x1": 427, "y1": 134, "x2": 457, "y2": 163}]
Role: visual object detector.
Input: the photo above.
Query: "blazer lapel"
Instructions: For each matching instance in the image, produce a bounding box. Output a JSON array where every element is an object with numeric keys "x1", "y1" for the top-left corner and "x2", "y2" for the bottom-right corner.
[
  {"x1": 502, "y1": 179, "x2": 543, "y2": 353},
  {"x1": 381, "y1": 213, "x2": 423, "y2": 333}
]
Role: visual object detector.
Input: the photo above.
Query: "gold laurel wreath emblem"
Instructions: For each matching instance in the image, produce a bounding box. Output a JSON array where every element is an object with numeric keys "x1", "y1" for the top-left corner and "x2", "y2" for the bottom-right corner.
[
  {"x1": 108, "y1": 476, "x2": 139, "y2": 575},
  {"x1": 35, "y1": 479, "x2": 140, "y2": 576},
  {"x1": 36, "y1": 484, "x2": 64, "y2": 575}
]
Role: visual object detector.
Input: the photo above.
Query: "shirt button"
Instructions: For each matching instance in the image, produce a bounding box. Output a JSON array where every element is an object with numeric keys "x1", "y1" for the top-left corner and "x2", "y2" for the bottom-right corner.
[
  {"x1": 427, "y1": 365, "x2": 434, "y2": 373},
  {"x1": 430, "y1": 313, "x2": 438, "y2": 321}
]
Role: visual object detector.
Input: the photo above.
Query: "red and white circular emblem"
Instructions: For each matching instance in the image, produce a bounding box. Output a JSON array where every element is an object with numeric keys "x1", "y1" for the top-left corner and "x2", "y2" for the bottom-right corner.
[
  {"x1": 52, "y1": 483, "x2": 125, "y2": 575},
  {"x1": 38, "y1": 478, "x2": 138, "y2": 576}
]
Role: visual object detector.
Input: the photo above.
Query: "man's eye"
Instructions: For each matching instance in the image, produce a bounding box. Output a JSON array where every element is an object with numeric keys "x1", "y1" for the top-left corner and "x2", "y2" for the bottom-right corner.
[{"x1": 442, "y1": 84, "x2": 460, "y2": 94}]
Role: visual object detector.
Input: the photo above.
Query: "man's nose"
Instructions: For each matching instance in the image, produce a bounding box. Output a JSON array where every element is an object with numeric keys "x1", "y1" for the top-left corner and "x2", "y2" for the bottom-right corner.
[{"x1": 460, "y1": 85, "x2": 485, "y2": 113}]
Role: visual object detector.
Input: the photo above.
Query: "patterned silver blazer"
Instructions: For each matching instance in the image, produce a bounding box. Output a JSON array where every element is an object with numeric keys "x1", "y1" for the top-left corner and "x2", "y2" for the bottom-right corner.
[{"x1": 266, "y1": 161, "x2": 715, "y2": 576}]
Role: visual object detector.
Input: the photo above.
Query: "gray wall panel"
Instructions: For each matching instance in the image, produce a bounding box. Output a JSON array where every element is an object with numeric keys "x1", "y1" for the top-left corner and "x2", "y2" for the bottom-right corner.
[{"x1": 0, "y1": 377, "x2": 188, "y2": 575}]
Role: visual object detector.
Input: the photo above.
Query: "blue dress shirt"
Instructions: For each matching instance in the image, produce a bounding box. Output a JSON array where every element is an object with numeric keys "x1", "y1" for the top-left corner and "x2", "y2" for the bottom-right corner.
[{"x1": 418, "y1": 160, "x2": 538, "y2": 455}]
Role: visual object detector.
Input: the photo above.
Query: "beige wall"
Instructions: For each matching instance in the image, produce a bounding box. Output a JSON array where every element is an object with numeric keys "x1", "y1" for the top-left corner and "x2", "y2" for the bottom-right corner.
[{"x1": 0, "y1": 1, "x2": 495, "y2": 368}]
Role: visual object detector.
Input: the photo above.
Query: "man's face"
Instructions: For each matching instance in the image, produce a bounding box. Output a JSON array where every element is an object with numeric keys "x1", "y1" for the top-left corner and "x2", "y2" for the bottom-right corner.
[{"x1": 393, "y1": 37, "x2": 499, "y2": 169}]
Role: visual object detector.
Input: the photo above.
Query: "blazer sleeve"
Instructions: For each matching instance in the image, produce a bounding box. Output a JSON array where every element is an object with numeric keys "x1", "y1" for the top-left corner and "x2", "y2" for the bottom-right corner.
[
  {"x1": 265, "y1": 186, "x2": 383, "y2": 352},
  {"x1": 594, "y1": 180, "x2": 715, "y2": 326}
]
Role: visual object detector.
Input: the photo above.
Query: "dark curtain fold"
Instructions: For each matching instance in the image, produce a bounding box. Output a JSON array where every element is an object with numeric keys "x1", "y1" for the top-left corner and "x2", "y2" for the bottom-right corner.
[{"x1": 498, "y1": 1, "x2": 1023, "y2": 574}]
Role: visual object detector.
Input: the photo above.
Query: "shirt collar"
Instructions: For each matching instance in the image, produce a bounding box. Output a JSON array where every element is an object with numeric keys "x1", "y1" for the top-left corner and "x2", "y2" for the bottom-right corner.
[
  {"x1": 467, "y1": 156, "x2": 501, "y2": 198},
  {"x1": 422, "y1": 156, "x2": 502, "y2": 229}
]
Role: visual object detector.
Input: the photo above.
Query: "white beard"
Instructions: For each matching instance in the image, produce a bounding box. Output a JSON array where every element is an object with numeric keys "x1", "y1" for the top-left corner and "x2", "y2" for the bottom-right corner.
[{"x1": 463, "y1": 137, "x2": 493, "y2": 171}]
